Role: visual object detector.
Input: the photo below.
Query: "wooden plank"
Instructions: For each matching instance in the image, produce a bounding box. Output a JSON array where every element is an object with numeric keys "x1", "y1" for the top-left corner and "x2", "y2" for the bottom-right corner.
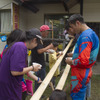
[
  {"x1": 56, "y1": 47, "x2": 75, "y2": 90},
  {"x1": 55, "y1": 64, "x2": 70, "y2": 90},
  {"x1": 30, "y1": 38, "x2": 74, "y2": 100}
]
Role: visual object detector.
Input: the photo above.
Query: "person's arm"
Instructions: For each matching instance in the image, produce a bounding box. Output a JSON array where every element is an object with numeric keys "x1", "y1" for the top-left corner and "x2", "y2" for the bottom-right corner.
[
  {"x1": 67, "y1": 52, "x2": 73, "y2": 57},
  {"x1": 57, "y1": 52, "x2": 63, "y2": 59},
  {"x1": 27, "y1": 71, "x2": 42, "y2": 83},
  {"x1": 66, "y1": 36, "x2": 92, "y2": 68},
  {"x1": 73, "y1": 37, "x2": 92, "y2": 67},
  {"x1": 10, "y1": 44, "x2": 41, "y2": 76},
  {"x1": 37, "y1": 43, "x2": 53, "y2": 54},
  {"x1": 68, "y1": 34, "x2": 75, "y2": 38},
  {"x1": 11, "y1": 65, "x2": 41, "y2": 76}
]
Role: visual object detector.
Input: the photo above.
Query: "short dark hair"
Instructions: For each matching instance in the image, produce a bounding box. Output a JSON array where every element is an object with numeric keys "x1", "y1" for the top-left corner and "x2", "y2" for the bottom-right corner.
[
  {"x1": 52, "y1": 42, "x2": 58, "y2": 47},
  {"x1": 65, "y1": 22, "x2": 70, "y2": 31},
  {"x1": 68, "y1": 14, "x2": 85, "y2": 24},
  {"x1": 49, "y1": 89, "x2": 67, "y2": 100}
]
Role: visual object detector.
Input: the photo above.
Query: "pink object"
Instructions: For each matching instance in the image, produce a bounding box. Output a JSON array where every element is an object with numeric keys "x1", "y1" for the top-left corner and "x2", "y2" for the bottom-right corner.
[
  {"x1": 25, "y1": 79, "x2": 33, "y2": 95},
  {"x1": 40, "y1": 25, "x2": 52, "y2": 32},
  {"x1": 22, "y1": 81, "x2": 27, "y2": 92},
  {"x1": 0, "y1": 52, "x2": 3, "y2": 59},
  {"x1": 0, "y1": 54, "x2": 1, "y2": 59}
]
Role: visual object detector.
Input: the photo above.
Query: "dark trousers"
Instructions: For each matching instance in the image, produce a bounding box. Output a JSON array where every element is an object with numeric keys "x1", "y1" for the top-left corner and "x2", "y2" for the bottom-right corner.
[
  {"x1": 22, "y1": 91, "x2": 27, "y2": 100},
  {"x1": 51, "y1": 76, "x2": 56, "y2": 86},
  {"x1": 34, "y1": 67, "x2": 46, "y2": 91}
]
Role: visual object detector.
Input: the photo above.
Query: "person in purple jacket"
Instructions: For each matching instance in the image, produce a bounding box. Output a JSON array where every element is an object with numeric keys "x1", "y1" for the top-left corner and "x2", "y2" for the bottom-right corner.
[{"x1": 0, "y1": 28, "x2": 42, "y2": 100}]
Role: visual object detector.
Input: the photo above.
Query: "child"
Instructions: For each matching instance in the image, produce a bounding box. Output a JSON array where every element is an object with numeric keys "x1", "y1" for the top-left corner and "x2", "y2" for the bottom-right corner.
[
  {"x1": 48, "y1": 89, "x2": 67, "y2": 100},
  {"x1": 49, "y1": 42, "x2": 63, "y2": 87}
]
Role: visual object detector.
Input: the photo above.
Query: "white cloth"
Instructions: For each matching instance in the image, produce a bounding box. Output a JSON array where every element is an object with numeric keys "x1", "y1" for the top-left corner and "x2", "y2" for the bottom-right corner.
[{"x1": 65, "y1": 34, "x2": 70, "y2": 41}]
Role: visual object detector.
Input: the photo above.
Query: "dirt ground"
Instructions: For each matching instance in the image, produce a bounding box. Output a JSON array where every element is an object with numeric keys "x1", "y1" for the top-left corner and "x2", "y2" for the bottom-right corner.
[{"x1": 93, "y1": 62, "x2": 100, "y2": 75}]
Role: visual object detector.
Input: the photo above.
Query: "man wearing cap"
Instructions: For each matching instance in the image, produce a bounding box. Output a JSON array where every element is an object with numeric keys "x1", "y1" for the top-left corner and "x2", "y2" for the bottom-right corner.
[
  {"x1": 40, "y1": 25, "x2": 52, "y2": 38},
  {"x1": 31, "y1": 25, "x2": 54, "y2": 92}
]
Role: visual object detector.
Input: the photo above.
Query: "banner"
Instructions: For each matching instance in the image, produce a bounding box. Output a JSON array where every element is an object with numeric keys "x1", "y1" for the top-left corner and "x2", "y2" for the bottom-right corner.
[{"x1": 12, "y1": 3, "x2": 19, "y2": 30}]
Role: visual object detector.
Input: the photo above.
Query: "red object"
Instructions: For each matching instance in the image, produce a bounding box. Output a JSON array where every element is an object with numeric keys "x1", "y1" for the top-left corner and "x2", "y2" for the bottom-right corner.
[
  {"x1": 0, "y1": 52, "x2": 3, "y2": 59},
  {"x1": 25, "y1": 79, "x2": 33, "y2": 95},
  {"x1": 22, "y1": 81, "x2": 27, "y2": 92},
  {"x1": 40, "y1": 25, "x2": 51, "y2": 32}
]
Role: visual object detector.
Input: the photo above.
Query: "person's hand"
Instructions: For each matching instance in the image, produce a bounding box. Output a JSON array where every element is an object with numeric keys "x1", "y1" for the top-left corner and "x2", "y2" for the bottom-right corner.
[
  {"x1": 59, "y1": 51, "x2": 63, "y2": 55},
  {"x1": 49, "y1": 43, "x2": 54, "y2": 49},
  {"x1": 37, "y1": 78, "x2": 42, "y2": 83},
  {"x1": 46, "y1": 49, "x2": 55, "y2": 54},
  {"x1": 65, "y1": 57, "x2": 72, "y2": 65},
  {"x1": 67, "y1": 52, "x2": 73, "y2": 57},
  {"x1": 46, "y1": 49, "x2": 52, "y2": 53},
  {"x1": 32, "y1": 65, "x2": 41, "y2": 72},
  {"x1": 46, "y1": 49, "x2": 49, "y2": 53}
]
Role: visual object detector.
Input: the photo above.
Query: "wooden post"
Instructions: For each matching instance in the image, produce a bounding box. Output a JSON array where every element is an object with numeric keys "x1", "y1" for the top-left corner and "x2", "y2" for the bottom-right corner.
[
  {"x1": 50, "y1": 20, "x2": 53, "y2": 40},
  {"x1": 51, "y1": 21, "x2": 53, "y2": 40}
]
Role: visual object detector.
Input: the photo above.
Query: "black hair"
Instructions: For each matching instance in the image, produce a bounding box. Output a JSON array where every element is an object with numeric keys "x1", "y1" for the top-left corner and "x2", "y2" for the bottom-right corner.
[
  {"x1": 49, "y1": 89, "x2": 67, "y2": 100},
  {"x1": 65, "y1": 22, "x2": 70, "y2": 31},
  {"x1": 3, "y1": 29, "x2": 26, "y2": 54},
  {"x1": 68, "y1": 14, "x2": 85, "y2": 25},
  {"x1": 7, "y1": 29, "x2": 26, "y2": 45},
  {"x1": 52, "y1": 42, "x2": 58, "y2": 47},
  {"x1": 4, "y1": 28, "x2": 41, "y2": 53}
]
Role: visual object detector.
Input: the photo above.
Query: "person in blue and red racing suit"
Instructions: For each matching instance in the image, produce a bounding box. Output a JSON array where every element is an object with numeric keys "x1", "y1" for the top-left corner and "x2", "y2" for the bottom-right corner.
[{"x1": 65, "y1": 14, "x2": 99, "y2": 100}]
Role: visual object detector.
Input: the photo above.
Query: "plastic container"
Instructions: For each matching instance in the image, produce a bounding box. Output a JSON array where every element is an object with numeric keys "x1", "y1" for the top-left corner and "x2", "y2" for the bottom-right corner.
[{"x1": 32, "y1": 62, "x2": 42, "y2": 68}]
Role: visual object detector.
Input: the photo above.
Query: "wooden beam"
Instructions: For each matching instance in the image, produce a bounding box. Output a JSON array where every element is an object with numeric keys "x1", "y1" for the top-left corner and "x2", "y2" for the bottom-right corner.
[
  {"x1": 56, "y1": 47, "x2": 75, "y2": 90},
  {"x1": 30, "y1": 38, "x2": 74, "y2": 100},
  {"x1": 66, "y1": 0, "x2": 80, "y2": 9},
  {"x1": 22, "y1": 2, "x2": 39, "y2": 13},
  {"x1": 26, "y1": 0, "x2": 62, "y2": 4},
  {"x1": 56, "y1": 64, "x2": 70, "y2": 90}
]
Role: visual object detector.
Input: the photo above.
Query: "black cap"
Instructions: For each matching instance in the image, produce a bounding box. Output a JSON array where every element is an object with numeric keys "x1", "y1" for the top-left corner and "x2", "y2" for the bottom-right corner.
[{"x1": 29, "y1": 28, "x2": 42, "y2": 40}]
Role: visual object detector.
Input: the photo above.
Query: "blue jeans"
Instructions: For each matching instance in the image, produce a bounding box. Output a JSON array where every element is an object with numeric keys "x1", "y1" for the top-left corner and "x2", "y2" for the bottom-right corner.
[{"x1": 34, "y1": 67, "x2": 46, "y2": 91}]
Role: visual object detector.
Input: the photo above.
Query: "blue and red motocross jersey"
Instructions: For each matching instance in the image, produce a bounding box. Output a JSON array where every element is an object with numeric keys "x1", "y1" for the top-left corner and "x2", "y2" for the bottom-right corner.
[
  {"x1": 70, "y1": 29, "x2": 99, "y2": 95},
  {"x1": 72, "y1": 29, "x2": 99, "y2": 69}
]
